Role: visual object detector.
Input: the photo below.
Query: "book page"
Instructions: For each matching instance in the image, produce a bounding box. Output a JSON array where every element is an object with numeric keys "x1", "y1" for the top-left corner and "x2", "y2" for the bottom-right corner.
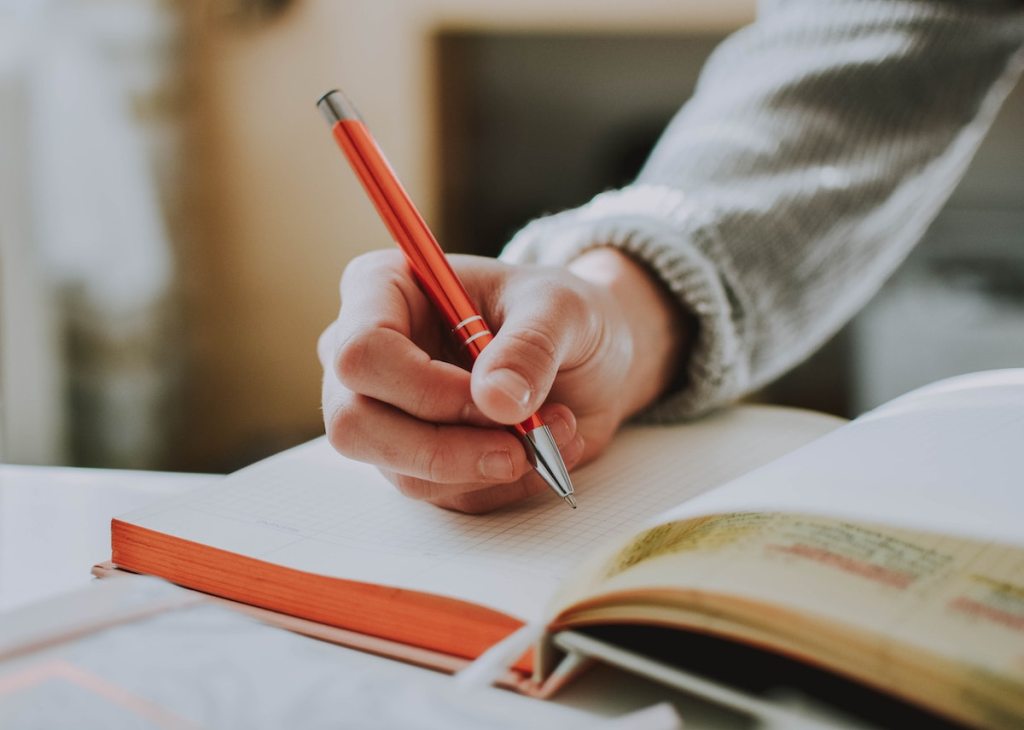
[
  {"x1": 582, "y1": 512, "x2": 1024, "y2": 674},
  {"x1": 650, "y1": 369, "x2": 1024, "y2": 546},
  {"x1": 118, "y1": 406, "x2": 840, "y2": 621},
  {"x1": 547, "y1": 371, "x2": 1024, "y2": 724},
  {"x1": 557, "y1": 512, "x2": 1024, "y2": 725}
]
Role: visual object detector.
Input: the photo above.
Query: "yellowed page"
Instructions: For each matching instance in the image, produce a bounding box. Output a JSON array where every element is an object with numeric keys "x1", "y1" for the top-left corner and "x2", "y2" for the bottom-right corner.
[
  {"x1": 574, "y1": 513, "x2": 1024, "y2": 678},
  {"x1": 555, "y1": 512, "x2": 1024, "y2": 726}
]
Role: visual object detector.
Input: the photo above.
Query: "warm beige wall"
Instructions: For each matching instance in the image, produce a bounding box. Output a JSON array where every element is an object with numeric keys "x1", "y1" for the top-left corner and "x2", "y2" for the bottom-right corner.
[{"x1": 179, "y1": 0, "x2": 753, "y2": 470}]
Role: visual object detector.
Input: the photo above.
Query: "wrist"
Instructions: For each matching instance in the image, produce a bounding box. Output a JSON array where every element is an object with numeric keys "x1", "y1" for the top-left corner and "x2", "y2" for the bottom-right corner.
[{"x1": 568, "y1": 247, "x2": 690, "y2": 418}]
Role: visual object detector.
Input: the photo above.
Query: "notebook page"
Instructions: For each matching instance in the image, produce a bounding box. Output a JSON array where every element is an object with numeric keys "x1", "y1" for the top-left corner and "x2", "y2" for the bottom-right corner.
[
  {"x1": 655, "y1": 370, "x2": 1024, "y2": 547},
  {"x1": 119, "y1": 405, "x2": 840, "y2": 621}
]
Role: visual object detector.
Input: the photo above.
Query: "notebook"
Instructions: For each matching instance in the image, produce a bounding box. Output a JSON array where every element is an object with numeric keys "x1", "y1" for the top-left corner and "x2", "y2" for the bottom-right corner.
[{"x1": 103, "y1": 370, "x2": 1024, "y2": 728}]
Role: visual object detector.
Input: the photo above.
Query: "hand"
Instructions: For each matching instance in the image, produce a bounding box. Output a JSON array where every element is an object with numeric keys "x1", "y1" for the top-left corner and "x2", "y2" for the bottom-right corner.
[{"x1": 319, "y1": 247, "x2": 687, "y2": 513}]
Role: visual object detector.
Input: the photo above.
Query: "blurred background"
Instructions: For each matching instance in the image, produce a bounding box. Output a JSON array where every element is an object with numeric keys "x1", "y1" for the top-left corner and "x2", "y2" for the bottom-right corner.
[{"x1": 0, "y1": 0, "x2": 1021, "y2": 473}]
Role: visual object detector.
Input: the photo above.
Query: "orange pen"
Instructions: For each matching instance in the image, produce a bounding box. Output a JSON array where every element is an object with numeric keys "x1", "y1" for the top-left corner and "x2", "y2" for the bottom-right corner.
[{"x1": 317, "y1": 89, "x2": 575, "y2": 508}]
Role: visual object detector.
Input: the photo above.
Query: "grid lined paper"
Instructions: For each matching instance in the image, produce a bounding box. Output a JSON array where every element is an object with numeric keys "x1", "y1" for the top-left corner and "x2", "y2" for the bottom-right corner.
[{"x1": 123, "y1": 407, "x2": 839, "y2": 619}]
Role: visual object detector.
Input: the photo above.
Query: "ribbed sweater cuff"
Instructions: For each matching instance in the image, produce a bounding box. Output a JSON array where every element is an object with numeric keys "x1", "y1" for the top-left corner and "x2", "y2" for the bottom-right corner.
[{"x1": 500, "y1": 185, "x2": 749, "y2": 421}]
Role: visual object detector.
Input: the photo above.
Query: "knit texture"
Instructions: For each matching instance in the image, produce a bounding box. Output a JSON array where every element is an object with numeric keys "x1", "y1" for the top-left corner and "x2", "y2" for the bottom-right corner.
[{"x1": 501, "y1": 0, "x2": 1024, "y2": 421}]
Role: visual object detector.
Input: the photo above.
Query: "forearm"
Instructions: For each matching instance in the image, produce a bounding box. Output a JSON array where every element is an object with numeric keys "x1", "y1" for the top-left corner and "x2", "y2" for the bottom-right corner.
[{"x1": 502, "y1": 0, "x2": 1024, "y2": 418}]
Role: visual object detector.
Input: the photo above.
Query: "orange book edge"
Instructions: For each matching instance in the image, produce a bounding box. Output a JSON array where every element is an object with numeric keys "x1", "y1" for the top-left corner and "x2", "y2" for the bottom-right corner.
[{"x1": 109, "y1": 519, "x2": 535, "y2": 678}]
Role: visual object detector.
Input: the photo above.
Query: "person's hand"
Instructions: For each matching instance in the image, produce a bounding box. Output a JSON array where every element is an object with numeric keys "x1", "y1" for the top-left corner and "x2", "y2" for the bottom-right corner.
[{"x1": 319, "y1": 247, "x2": 687, "y2": 513}]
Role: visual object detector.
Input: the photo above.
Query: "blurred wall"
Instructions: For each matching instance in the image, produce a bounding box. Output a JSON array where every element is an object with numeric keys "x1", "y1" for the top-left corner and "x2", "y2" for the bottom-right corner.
[
  {"x1": 1, "y1": 0, "x2": 183, "y2": 469},
  {"x1": 178, "y1": 0, "x2": 753, "y2": 471}
]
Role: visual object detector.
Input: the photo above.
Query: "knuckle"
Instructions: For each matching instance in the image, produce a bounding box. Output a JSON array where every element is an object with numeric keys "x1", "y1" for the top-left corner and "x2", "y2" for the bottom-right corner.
[
  {"x1": 342, "y1": 250, "x2": 393, "y2": 282},
  {"x1": 334, "y1": 330, "x2": 376, "y2": 387},
  {"x1": 339, "y1": 251, "x2": 399, "y2": 300},
  {"x1": 317, "y1": 321, "x2": 338, "y2": 367},
  {"x1": 391, "y1": 473, "x2": 430, "y2": 501},
  {"x1": 410, "y1": 386, "x2": 439, "y2": 420},
  {"x1": 325, "y1": 397, "x2": 362, "y2": 456},
  {"x1": 437, "y1": 492, "x2": 491, "y2": 515},
  {"x1": 419, "y1": 438, "x2": 456, "y2": 484}
]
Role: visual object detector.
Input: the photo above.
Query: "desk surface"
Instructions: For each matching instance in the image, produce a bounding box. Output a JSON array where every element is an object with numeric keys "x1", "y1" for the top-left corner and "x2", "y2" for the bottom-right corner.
[
  {"x1": 0, "y1": 464, "x2": 213, "y2": 612},
  {"x1": 0, "y1": 462, "x2": 751, "y2": 728}
]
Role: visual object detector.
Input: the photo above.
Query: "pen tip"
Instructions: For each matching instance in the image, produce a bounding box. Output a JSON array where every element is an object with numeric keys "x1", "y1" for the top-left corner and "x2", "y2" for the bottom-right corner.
[{"x1": 564, "y1": 494, "x2": 577, "y2": 509}]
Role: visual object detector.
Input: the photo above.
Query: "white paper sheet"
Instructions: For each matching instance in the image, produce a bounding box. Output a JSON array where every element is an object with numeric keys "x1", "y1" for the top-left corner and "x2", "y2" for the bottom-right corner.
[
  {"x1": 120, "y1": 406, "x2": 840, "y2": 620},
  {"x1": 655, "y1": 370, "x2": 1024, "y2": 547}
]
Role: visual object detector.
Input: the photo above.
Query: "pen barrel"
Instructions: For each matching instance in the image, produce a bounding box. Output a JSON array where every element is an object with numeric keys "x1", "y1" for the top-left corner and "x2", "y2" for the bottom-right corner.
[
  {"x1": 330, "y1": 119, "x2": 491, "y2": 355},
  {"x1": 327, "y1": 112, "x2": 545, "y2": 438},
  {"x1": 513, "y1": 413, "x2": 544, "y2": 436}
]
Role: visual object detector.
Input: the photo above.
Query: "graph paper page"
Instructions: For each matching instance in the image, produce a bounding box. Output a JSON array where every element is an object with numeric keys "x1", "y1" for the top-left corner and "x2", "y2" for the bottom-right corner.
[{"x1": 119, "y1": 406, "x2": 839, "y2": 621}]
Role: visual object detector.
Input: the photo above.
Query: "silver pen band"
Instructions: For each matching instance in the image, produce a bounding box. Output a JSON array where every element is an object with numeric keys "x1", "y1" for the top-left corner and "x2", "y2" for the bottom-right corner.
[
  {"x1": 461, "y1": 329, "x2": 492, "y2": 347},
  {"x1": 452, "y1": 315, "x2": 484, "y2": 332}
]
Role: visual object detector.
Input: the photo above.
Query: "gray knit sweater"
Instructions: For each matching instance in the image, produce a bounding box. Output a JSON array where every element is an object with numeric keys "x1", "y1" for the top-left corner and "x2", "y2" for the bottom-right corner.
[{"x1": 500, "y1": 0, "x2": 1024, "y2": 420}]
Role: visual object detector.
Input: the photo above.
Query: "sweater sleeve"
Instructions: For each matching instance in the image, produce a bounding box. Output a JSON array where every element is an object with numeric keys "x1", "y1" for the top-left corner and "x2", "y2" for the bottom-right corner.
[{"x1": 500, "y1": 0, "x2": 1024, "y2": 421}]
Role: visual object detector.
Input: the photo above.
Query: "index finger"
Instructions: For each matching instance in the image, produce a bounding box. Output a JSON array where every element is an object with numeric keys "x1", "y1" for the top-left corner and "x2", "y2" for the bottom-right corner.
[
  {"x1": 329, "y1": 251, "x2": 488, "y2": 425},
  {"x1": 337, "y1": 250, "x2": 432, "y2": 339}
]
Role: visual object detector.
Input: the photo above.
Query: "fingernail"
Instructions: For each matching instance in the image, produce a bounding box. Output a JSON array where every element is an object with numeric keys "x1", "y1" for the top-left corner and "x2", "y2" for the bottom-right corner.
[
  {"x1": 547, "y1": 413, "x2": 574, "y2": 446},
  {"x1": 486, "y1": 368, "x2": 532, "y2": 408},
  {"x1": 479, "y1": 450, "x2": 515, "y2": 481},
  {"x1": 564, "y1": 432, "x2": 585, "y2": 465}
]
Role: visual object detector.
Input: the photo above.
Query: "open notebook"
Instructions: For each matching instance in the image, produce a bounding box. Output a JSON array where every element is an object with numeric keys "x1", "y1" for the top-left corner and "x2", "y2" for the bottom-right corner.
[
  {"x1": 104, "y1": 371, "x2": 1024, "y2": 727},
  {"x1": 104, "y1": 406, "x2": 838, "y2": 675}
]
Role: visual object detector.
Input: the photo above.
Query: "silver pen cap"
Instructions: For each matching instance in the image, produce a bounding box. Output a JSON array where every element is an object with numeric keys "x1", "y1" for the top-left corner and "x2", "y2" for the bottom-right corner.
[{"x1": 316, "y1": 89, "x2": 361, "y2": 125}]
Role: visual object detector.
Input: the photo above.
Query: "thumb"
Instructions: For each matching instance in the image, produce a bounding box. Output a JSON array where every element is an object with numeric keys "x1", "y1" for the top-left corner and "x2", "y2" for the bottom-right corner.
[{"x1": 470, "y1": 293, "x2": 590, "y2": 424}]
